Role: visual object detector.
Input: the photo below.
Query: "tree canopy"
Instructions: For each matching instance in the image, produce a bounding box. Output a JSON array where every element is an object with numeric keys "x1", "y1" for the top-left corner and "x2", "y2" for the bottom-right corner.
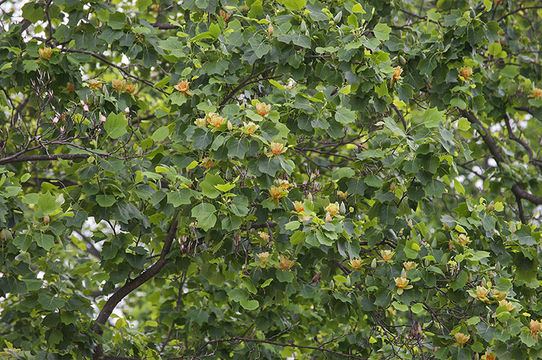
[{"x1": 1, "y1": 0, "x2": 542, "y2": 359}]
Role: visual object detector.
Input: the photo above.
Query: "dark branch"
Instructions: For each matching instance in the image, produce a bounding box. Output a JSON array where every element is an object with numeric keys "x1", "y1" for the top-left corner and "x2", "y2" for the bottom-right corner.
[
  {"x1": 191, "y1": 336, "x2": 367, "y2": 359},
  {"x1": 151, "y1": 22, "x2": 180, "y2": 29},
  {"x1": 219, "y1": 65, "x2": 278, "y2": 110},
  {"x1": 0, "y1": 153, "x2": 90, "y2": 165},
  {"x1": 63, "y1": 49, "x2": 168, "y2": 95},
  {"x1": 93, "y1": 214, "x2": 179, "y2": 359},
  {"x1": 498, "y1": 6, "x2": 542, "y2": 22}
]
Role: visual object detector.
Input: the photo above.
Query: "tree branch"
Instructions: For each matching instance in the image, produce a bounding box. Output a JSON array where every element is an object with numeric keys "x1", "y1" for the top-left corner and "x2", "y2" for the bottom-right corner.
[
  {"x1": 390, "y1": 103, "x2": 408, "y2": 130},
  {"x1": 219, "y1": 65, "x2": 278, "y2": 110},
  {"x1": 504, "y1": 114, "x2": 542, "y2": 170},
  {"x1": 461, "y1": 109, "x2": 542, "y2": 222},
  {"x1": 190, "y1": 336, "x2": 367, "y2": 359},
  {"x1": 0, "y1": 153, "x2": 90, "y2": 165},
  {"x1": 151, "y1": 22, "x2": 180, "y2": 29},
  {"x1": 63, "y1": 49, "x2": 168, "y2": 95},
  {"x1": 497, "y1": 6, "x2": 542, "y2": 22},
  {"x1": 93, "y1": 214, "x2": 179, "y2": 359},
  {"x1": 459, "y1": 110, "x2": 504, "y2": 163}
]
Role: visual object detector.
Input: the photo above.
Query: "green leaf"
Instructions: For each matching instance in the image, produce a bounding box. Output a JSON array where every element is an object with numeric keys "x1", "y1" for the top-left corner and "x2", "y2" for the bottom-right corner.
[
  {"x1": 108, "y1": 12, "x2": 127, "y2": 30},
  {"x1": 227, "y1": 138, "x2": 248, "y2": 159},
  {"x1": 36, "y1": 233, "x2": 55, "y2": 251},
  {"x1": 151, "y1": 126, "x2": 170, "y2": 142},
  {"x1": 450, "y1": 271, "x2": 468, "y2": 291},
  {"x1": 169, "y1": 92, "x2": 188, "y2": 106},
  {"x1": 191, "y1": 203, "x2": 217, "y2": 231},
  {"x1": 104, "y1": 113, "x2": 128, "y2": 139},
  {"x1": 240, "y1": 299, "x2": 259, "y2": 310},
  {"x1": 96, "y1": 195, "x2": 116, "y2": 207},
  {"x1": 167, "y1": 189, "x2": 192, "y2": 207},
  {"x1": 335, "y1": 107, "x2": 356, "y2": 124},
  {"x1": 278, "y1": 0, "x2": 306, "y2": 11},
  {"x1": 276, "y1": 270, "x2": 295, "y2": 282},
  {"x1": 373, "y1": 23, "x2": 391, "y2": 41},
  {"x1": 392, "y1": 301, "x2": 408, "y2": 311},
  {"x1": 38, "y1": 192, "x2": 58, "y2": 215},
  {"x1": 456, "y1": 117, "x2": 470, "y2": 131},
  {"x1": 23, "y1": 279, "x2": 43, "y2": 291},
  {"x1": 230, "y1": 196, "x2": 249, "y2": 217},
  {"x1": 200, "y1": 174, "x2": 224, "y2": 199},
  {"x1": 38, "y1": 293, "x2": 65, "y2": 311},
  {"x1": 285, "y1": 221, "x2": 300, "y2": 231},
  {"x1": 423, "y1": 107, "x2": 445, "y2": 128},
  {"x1": 215, "y1": 183, "x2": 235, "y2": 192},
  {"x1": 411, "y1": 303, "x2": 424, "y2": 314},
  {"x1": 332, "y1": 167, "x2": 356, "y2": 180},
  {"x1": 352, "y1": 3, "x2": 365, "y2": 14}
]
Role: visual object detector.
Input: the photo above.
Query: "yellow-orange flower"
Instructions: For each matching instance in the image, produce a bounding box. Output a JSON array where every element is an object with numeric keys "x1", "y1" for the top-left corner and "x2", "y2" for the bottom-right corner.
[
  {"x1": 243, "y1": 121, "x2": 258, "y2": 134},
  {"x1": 66, "y1": 82, "x2": 75, "y2": 92},
  {"x1": 475, "y1": 286, "x2": 489, "y2": 302},
  {"x1": 492, "y1": 289, "x2": 507, "y2": 301},
  {"x1": 530, "y1": 319, "x2": 542, "y2": 335},
  {"x1": 279, "y1": 256, "x2": 294, "y2": 270},
  {"x1": 257, "y1": 251, "x2": 270, "y2": 263},
  {"x1": 194, "y1": 117, "x2": 206, "y2": 127},
  {"x1": 125, "y1": 82, "x2": 138, "y2": 94},
  {"x1": 394, "y1": 276, "x2": 409, "y2": 288},
  {"x1": 269, "y1": 142, "x2": 286, "y2": 155},
  {"x1": 482, "y1": 350, "x2": 496, "y2": 360},
  {"x1": 174, "y1": 79, "x2": 190, "y2": 92},
  {"x1": 337, "y1": 190, "x2": 348, "y2": 198},
  {"x1": 498, "y1": 300, "x2": 513, "y2": 312},
  {"x1": 381, "y1": 249, "x2": 394, "y2": 261},
  {"x1": 393, "y1": 66, "x2": 403, "y2": 80},
  {"x1": 325, "y1": 202, "x2": 339, "y2": 216},
  {"x1": 220, "y1": 10, "x2": 232, "y2": 21},
  {"x1": 457, "y1": 233, "x2": 470, "y2": 246},
  {"x1": 268, "y1": 24, "x2": 274, "y2": 36},
  {"x1": 88, "y1": 79, "x2": 102, "y2": 90},
  {"x1": 256, "y1": 102, "x2": 271, "y2": 117},
  {"x1": 269, "y1": 185, "x2": 285, "y2": 199},
  {"x1": 201, "y1": 158, "x2": 213, "y2": 169},
  {"x1": 349, "y1": 258, "x2": 362, "y2": 270},
  {"x1": 208, "y1": 114, "x2": 226, "y2": 128},
  {"x1": 454, "y1": 332, "x2": 470, "y2": 346},
  {"x1": 404, "y1": 261, "x2": 417, "y2": 271},
  {"x1": 39, "y1": 47, "x2": 52, "y2": 60},
  {"x1": 459, "y1": 66, "x2": 473, "y2": 79},
  {"x1": 258, "y1": 231, "x2": 270, "y2": 242},
  {"x1": 293, "y1": 201, "x2": 304, "y2": 213},
  {"x1": 529, "y1": 87, "x2": 542, "y2": 99},
  {"x1": 277, "y1": 179, "x2": 291, "y2": 189},
  {"x1": 112, "y1": 79, "x2": 126, "y2": 91}
]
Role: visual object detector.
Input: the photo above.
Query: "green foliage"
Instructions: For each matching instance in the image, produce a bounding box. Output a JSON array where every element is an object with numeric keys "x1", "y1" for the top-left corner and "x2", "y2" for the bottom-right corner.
[{"x1": 1, "y1": 0, "x2": 542, "y2": 359}]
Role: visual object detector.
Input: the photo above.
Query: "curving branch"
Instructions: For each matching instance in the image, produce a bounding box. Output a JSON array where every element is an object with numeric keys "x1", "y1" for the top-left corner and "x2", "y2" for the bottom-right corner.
[
  {"x1": 503, "y1": 114, "x2": 542, "y2": 170},
  {"x1": 63, "y1": 49, "x2": 168, "y2": 95},
  {"x1": 190, "y1": 336, "x2": 367, "y2": 360},
  {"x1": 460, "y1": 109, "x2": 542, "y2": 223},
  {"x1": 497, "y1": 6, "x2": 542, "y2": 22},
  {"x1": 218, "y1": 65, "x2": 279, "y2": 110},
  {"x1": 151, "y1": 22, "x2": 180, "y2": 29},
  {"x1": 93, "y1": 214, "x2": 179, "y2": 359},
  {"x1": 0, "y1": 153, "x2": 90, "y2": 164}
]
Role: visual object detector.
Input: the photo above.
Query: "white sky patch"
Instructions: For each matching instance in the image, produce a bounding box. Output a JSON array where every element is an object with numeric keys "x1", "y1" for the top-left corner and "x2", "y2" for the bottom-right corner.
[{"x1": 487, "y1": 158, "x2": 497, "y2": 167}]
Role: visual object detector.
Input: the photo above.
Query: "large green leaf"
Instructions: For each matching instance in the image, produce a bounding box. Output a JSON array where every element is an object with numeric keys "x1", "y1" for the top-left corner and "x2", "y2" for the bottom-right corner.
[{"x1": 191, "y1": 203, "x2": 217, "y2": 231}]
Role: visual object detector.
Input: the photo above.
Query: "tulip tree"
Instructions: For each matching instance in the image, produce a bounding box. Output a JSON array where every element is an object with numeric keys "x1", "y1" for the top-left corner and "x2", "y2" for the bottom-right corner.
[{"x1": 1, "y1": 0, "x2": 542, "y2": 359}]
